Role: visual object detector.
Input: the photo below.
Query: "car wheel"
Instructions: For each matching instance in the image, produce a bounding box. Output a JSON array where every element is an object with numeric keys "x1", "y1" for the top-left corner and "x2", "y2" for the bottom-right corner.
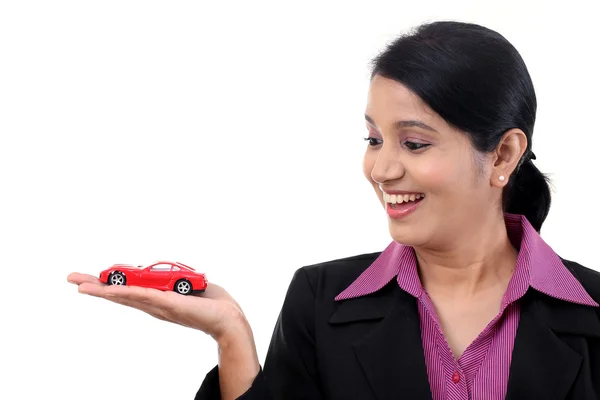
[
  {"x1": 174, "y1": 279, "x2": 192, "y2": 295},
  {"x1": 108, "y1": 271, "x2": 126, "y2": 286}
]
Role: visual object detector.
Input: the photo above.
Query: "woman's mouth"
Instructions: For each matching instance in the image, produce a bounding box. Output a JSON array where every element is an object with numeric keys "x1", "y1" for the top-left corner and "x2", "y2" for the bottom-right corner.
[
  {"x1": 383, "y1": 192, "x2": 424, "y2": 206},
  {"x1": 383, "y1": 192, "x2": 425, "y2": 219}
]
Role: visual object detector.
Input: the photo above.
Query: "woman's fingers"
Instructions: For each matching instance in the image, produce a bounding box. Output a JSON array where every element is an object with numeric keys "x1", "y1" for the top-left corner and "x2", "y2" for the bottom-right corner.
[
  {"x1": 67, "y1": 273, "x2": 241, "y2": 309},
  {"x1": 101, "y1": 294, "x2": 173, "y2": 322},
  {"x1": 74, "y1": 280, "x2": 224, "y2": 332},
  {"x1": 67, "y1": 272, "x2": 245, "y2": 338},
  {"x1": 78, "y1": 282, "x2": 166, "y2": 305},
  {"x1": 67, "y1": 272, "x2": 103, "y2": 285},
  {"x1": 76, "y1": 282, "x2": 194, "y2": 324}
]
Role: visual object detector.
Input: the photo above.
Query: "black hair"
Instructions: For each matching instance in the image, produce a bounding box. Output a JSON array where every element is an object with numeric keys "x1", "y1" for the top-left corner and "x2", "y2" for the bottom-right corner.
[{"x1": 371, "y1": 21, "x2": 551, "y2": 232}]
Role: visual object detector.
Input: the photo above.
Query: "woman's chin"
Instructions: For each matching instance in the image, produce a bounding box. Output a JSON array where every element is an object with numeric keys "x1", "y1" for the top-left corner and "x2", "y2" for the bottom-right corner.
[{"x1": 387, "y1": 222, "x2": 424, "y2": 246}]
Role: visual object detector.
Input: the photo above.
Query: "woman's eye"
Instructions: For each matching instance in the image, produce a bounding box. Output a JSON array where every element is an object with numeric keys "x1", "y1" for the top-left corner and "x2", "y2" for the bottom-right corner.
[
  {"x1": 404, "y1": 141, "x2": 430, "y2": 151},
  {"x1": 363, "y1": 137, "x2": 383, "y2": 146}
]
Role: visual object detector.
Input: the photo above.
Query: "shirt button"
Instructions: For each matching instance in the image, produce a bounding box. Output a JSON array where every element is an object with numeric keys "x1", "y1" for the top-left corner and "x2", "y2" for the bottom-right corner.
[{"x1": 451, "y1": 372, "x2": 461, "y2": 384}]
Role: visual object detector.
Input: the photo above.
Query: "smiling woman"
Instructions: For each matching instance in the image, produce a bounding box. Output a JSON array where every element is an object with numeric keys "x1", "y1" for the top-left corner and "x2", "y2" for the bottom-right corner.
[
  {"x1": 361, "y1": 71, "x2": 545, "y2": 248},
  {"x1": 68, "y1": 20, "x2": 600, "y2": 400}
]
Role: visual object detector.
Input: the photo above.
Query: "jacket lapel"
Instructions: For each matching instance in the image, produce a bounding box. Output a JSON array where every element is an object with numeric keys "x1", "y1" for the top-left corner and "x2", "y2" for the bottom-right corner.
[
  {"x1": 329, "y1": 284, "x2": 432, "y2": 400},
  {"x1": 506, "y1": 290, "x2": 600, "y2": 400}
]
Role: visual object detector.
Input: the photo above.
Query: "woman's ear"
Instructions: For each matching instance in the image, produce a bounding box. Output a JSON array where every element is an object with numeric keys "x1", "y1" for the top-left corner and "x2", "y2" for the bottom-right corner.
[{"x1": 491, "y1": 128, "x2": 528, "y2": 188}]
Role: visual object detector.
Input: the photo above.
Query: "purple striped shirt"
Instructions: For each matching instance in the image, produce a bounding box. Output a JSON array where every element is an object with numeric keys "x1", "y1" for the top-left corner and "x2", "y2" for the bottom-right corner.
[{"x1": 335, "y1": 214, "x2": 598, "y2": 400}]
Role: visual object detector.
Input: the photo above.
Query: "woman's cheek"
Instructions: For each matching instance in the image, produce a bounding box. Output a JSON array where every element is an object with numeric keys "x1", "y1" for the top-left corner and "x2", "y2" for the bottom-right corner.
[{"x1": 414, "y1": 161, "x2": 455, "y2": 190}]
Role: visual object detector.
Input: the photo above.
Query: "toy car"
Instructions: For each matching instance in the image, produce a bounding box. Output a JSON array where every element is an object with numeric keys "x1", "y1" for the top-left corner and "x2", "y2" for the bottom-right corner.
[{"x1": 99, "y1": 261, "x2": 207, "y2": 295}]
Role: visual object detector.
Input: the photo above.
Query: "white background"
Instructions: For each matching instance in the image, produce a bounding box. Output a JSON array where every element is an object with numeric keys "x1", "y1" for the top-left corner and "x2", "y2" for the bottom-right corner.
[{"x1": 1, "y1": 1, "x2": 598, "y2": 399}]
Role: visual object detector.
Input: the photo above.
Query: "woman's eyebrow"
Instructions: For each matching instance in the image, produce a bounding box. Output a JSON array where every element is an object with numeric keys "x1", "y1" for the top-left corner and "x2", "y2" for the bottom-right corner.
[{"x1": 365, "y1": 114, "x2": 438, "y2": 133}]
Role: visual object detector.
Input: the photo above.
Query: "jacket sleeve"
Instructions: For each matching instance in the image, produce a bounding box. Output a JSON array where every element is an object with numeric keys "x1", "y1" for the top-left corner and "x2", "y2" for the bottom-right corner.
[{"x1": 194, "y1": 267, "x2": 323, "y2": 399}]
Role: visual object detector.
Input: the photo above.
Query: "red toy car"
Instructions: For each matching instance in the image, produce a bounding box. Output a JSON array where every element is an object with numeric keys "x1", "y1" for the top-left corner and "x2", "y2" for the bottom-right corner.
[{"x1": 99, "y1": 261, "x2": 207, "y2": 295}]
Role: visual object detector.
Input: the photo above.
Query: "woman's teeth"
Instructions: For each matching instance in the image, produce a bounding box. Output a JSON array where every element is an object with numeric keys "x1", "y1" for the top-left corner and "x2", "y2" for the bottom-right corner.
[{"x1": 383, "y1": 193, "x2": 425, "y2": 204}]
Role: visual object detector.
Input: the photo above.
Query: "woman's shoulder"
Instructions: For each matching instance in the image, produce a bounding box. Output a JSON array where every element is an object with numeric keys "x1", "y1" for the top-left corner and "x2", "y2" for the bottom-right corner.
[
  {"x1": 561, "y1": 258, "x2": 600, "y2": 303},
  {"x1": 302, "y1": 251, "x2": 381, "y2": 279},
  {"x1": 291, "y1": 251, "x2": 382, "y2": 300}
]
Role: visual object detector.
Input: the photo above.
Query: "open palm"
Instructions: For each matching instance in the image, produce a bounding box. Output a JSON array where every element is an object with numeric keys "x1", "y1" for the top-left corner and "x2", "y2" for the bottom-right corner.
[{"x1": 67, "y1": 272, "x2": 245, "y2": 341}]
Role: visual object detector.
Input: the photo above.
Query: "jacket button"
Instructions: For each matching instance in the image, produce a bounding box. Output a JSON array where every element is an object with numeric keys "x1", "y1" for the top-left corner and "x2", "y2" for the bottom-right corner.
[{"x1": 452, "y1": 372, "x2": 461, "y2": 384}]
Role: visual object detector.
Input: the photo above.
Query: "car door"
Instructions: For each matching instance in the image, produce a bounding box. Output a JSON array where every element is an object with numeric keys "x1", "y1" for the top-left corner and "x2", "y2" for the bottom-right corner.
[{"x1": 142, "y1": 263, "x2": 174, "y2": 289}]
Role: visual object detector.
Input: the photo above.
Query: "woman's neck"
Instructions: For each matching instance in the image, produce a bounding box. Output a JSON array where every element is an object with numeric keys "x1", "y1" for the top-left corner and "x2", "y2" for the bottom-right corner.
[{"x1": 413, "y1": 213, "x2": 518, "y2": 299}]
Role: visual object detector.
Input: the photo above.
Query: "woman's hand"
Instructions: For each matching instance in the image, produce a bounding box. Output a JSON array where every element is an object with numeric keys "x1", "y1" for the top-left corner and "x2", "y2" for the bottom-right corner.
[
  {"x1": 67, "y1": 272, "x2": 260, "y2": 399},
  {"x1": 67, "y1": 272, "x2": 245, "y2": 342}
]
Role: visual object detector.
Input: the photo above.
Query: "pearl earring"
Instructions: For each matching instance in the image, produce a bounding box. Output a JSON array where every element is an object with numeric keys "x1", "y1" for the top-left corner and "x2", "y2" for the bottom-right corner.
[{"x1": 499, "y1": 175, "x2": 505, "y2": 182}]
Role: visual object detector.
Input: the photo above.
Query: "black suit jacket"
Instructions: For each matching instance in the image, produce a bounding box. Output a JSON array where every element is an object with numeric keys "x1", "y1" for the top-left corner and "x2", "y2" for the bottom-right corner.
[{"x1": 195, "y1": 252, "x2": 600, "y2": 399}]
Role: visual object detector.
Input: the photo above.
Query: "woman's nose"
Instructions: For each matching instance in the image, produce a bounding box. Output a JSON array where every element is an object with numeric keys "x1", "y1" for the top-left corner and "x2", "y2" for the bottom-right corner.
[{"x1": 370, "y1": 147, "x2": 406, "y2": 184}]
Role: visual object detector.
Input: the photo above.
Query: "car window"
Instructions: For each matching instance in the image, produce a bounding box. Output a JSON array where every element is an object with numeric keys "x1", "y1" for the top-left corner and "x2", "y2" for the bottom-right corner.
[
  {"x1": 172, "y1": 266, "x2": 180, "y2": 271},
  {"x1": 150, "y1": 264, "x2": 171, "y2": 271}
]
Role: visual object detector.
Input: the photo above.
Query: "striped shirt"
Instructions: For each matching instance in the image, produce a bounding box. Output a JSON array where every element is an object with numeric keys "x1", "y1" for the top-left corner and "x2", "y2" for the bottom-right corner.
[{"x1": 335, "y1": 213, "x2": 598, "y2": 400}]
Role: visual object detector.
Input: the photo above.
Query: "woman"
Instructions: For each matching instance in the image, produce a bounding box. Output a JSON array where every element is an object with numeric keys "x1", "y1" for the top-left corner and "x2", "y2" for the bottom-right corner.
[{"x1": 68, "y1": 21, "x2": 600, "y2": 399}]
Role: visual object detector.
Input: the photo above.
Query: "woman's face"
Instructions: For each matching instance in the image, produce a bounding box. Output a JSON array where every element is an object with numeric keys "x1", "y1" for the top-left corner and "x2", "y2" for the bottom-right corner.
[{"x1": 363, "y1": 75, "x2": 497, "y2": 248}]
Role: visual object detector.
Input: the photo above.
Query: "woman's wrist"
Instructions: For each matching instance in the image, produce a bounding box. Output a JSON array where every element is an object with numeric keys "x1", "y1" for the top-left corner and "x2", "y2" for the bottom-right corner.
[
  {"x1": 215, "y1": 308, "x2": 260, "y2": 400},
  {"x1": 213, "y1": 303, "x2": 253, "y2": 346},
  {"x1": 217, "y1": 316, "x2": 259, "y2": 373}
]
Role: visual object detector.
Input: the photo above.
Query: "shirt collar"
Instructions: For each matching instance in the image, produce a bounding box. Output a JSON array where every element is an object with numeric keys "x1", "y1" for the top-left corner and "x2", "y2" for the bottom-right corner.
[{"x1": 335, "y1": 214, "x2": 598, "y2": 307}]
